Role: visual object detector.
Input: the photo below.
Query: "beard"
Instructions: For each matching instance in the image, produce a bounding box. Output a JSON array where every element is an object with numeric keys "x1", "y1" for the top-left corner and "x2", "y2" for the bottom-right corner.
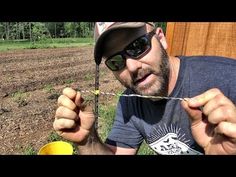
[{"x1": 117, "y1": 41, "x2": 170, "y2": 97}]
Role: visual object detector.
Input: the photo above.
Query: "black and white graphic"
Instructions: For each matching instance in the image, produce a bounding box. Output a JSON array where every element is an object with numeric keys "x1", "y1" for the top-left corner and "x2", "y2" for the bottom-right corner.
[{"x1": 148, "y1": 124, "x2": 202, "y2": 155}]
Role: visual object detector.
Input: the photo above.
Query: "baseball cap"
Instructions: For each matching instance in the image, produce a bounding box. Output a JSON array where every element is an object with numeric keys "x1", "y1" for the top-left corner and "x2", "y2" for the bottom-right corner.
[{"x1": 94, "y1": 22, "x2": 154, "y2": 65}]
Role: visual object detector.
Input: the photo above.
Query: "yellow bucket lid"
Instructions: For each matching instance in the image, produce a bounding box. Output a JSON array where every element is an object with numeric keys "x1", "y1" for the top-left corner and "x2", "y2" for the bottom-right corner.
[{"x1": 38, "y1": 141, "x2": 73, "y2": 155}]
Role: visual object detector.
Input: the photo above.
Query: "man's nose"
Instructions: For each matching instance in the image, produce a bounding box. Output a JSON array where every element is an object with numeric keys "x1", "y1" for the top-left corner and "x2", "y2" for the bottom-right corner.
[{"x1": 126, "y1": 58, "x2": 142, "y2": 72}]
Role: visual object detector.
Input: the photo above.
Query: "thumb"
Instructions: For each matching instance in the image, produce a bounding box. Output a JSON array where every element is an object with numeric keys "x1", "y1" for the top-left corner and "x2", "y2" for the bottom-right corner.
[
  {"x1": 181, "y1": 100, "x2": 212, "y2": 149},
  {"x1": 79, "y1": 101, "x2": 95, "y2": 131},
  {"x1": 74, "y1": 91, "x2": 94, "y2": 112},
  {"x1": 181, "y1": 99, "x2": 204, "y2": 126}
]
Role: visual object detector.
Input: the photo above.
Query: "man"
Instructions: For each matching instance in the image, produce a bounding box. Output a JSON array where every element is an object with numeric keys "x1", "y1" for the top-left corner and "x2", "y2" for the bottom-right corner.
[{"x1": 53, "y1": 22, "x2": 236, "y2": 155}]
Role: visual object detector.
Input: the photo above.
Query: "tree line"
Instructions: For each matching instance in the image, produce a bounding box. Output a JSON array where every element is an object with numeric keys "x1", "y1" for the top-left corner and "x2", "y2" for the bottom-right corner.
[
  {"x1": 0, "y1": 22, "x2": 95, "y2": 41},
  {"x1": 0, "y1": 22, "x2": 166, "y2": 42}
]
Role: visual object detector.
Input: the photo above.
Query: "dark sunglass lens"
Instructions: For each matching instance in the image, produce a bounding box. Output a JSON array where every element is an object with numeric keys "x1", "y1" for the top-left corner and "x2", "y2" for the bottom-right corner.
[
  {"x1": 105, "y1": 55, "x2": 126, "y2": 71},
  {"x1": 126, "y1": 36, "x2": 150, "y2": 58}
]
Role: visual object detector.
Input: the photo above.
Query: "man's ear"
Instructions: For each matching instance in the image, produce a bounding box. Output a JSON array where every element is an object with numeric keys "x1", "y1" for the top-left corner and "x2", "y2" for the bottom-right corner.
[{"x1": 155, "y1": 27, "x2": 168, "y2": 50}]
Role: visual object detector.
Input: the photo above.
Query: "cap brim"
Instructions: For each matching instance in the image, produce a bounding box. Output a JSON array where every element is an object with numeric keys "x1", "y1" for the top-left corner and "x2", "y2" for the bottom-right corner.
[{"x1": 94, "y1": 22, "x2": 146, "y2": 65}]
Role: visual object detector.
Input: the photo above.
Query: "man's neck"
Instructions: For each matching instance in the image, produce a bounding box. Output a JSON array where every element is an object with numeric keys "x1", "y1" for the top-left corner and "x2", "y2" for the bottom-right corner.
[{"x1": 168, "y1": 56, "x2": 180, "y2": 95}]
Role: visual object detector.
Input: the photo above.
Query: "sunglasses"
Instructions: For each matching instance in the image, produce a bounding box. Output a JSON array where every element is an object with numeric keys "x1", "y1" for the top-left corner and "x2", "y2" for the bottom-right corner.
[{"x1": 105, "y1": 30, "x2": 156, "y2": 71}]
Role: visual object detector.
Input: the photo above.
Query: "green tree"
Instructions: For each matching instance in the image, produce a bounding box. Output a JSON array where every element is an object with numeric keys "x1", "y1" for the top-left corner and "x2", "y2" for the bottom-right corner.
[
  {"x1": 0, "y1": 23, "x2": 4, "y2": 39},
  {"x1": 78, "y1": 22, "x2": 93, "y2": 37},
  {"x1": 64, "y1": 22, "x2": 78, "y2": 37},
  {"x1": 31, "y1": 22, "x2": 50, "y2": 42}
]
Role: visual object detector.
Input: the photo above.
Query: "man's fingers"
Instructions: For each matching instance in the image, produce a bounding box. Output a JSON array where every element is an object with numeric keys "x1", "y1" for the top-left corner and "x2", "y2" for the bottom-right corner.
[
  {"x1": 208, "y1": 105, "x2": 236, "y2": 124},
  {"x1": 53, "y1": 118, "x2": 76, "y2": 131},
  {"x1": 215, "y1": 121, "x2": 236, "y2": 139},
  {"x1": 203, "y1": 93, "x2": 235, "y2": 113},
  {"x1": 62, "y1": 87, "x2": 77, "y2": 100},
  {"x1": 59, "y1": 87, "x2": 85, "y2": 110},
  {"x1": 55, "y1": 106, "x2": 78, "y2": 121},
  {"x1": 188, "y1": 88, "x2": 222, "y2": 108},
  {"x1": 54, "y1": 105, "x2": 95, "y2": 131},
  {"x1": 58, "y1": 95, "x2": 77, "y2": 110}
]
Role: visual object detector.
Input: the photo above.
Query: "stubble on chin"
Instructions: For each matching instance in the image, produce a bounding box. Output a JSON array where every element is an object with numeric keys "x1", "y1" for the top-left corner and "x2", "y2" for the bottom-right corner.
[{"x1": 133, "y1": 74, "x2": 167, "y2": 96}]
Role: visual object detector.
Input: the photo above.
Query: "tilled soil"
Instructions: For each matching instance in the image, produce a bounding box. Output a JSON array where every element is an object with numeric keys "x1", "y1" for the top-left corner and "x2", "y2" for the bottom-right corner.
[{"x1": 0, "y1": 46, "x2": 124, "y2": 154}]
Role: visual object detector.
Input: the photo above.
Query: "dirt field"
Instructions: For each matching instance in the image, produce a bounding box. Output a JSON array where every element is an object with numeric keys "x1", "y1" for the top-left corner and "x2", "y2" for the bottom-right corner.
[{"x1": 0, "y1": 46, "x2": 124, "y2": 154}]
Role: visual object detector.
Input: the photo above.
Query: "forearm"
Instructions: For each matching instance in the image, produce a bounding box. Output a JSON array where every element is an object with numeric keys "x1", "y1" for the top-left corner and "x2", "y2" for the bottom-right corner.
[{"x1": 76, "y1": 129, "x2": 114, "y2": 155}]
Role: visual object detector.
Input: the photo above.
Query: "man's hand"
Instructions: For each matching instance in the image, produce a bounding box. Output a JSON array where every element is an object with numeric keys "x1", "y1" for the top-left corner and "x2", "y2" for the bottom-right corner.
[
  {"x1": 181, "y1": 88, "x2": 236, "y2": 154},
  {"x1": 53, "y1": 87, "x2": 95, "y2": 144}
]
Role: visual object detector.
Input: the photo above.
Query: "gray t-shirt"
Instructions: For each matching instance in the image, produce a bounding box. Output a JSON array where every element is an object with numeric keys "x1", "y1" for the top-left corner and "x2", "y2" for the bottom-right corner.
[{"x1": 105, "y1": 56, "x2": 236, "y2": 155}]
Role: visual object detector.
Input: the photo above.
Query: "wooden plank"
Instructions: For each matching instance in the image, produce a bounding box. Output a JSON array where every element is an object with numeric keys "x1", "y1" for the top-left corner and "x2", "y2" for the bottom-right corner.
[
  {"x1": 165, "y1": 22, "x2": 236, "y2": 59},
  {"x1": 165, "y1": 22, "x2": 175, "y2": 55},
  {"x1": 184, "y1": 22, "x2": 210, "y2": 56},
  {"x1": 170, "y1": 22, "x2": 187, "y2": 56},
  {"x1": 204, "y1": 22, "x2": 236, "y2": 58}
]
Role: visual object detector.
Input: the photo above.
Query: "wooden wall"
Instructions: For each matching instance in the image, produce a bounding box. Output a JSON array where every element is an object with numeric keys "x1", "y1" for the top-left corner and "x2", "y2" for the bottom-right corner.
[{"x1": 165, "y1": 22, "x2": 236, "y2": 59}]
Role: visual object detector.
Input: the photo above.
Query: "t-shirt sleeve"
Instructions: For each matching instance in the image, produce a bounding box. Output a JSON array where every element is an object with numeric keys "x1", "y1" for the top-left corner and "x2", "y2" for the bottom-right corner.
[{"x1": 105, "y1": 98, "x2": 143, "y2": 149}]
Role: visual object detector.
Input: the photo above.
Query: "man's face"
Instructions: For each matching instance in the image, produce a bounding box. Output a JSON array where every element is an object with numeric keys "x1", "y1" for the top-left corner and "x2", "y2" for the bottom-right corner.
[{"x1": 103, "y1": 25, "x2": 170, "y2": 97}]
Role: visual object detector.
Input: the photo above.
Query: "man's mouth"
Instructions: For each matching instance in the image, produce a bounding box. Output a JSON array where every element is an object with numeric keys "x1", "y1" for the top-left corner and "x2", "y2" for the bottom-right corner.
[{"x1": 134, "y1": 73, "x2": 152, "y2": 85}]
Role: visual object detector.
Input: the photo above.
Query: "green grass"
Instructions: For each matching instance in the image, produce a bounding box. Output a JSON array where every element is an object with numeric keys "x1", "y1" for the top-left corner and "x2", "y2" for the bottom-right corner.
[
  {"x1": 47, "y1": 131, "x2": 63, "y2": 142},
  {"x1": 137, "y1": 141, "x2": 156, "y2": 155},
  {"x1": 84, "y1": 73, "x2": 94, "y2": 81},
  {"x1": 43, "y1": 84, "x2": 55, "y2": 93},
  {"x1": 23, "y1": 145, "x2": 37, "y2": 155},
  {"x1": 11, "y1": 91, "x2": 26, "y2": 101},
  {"x1": 0, "y1": 38, "x2": 94, "y2": 51},
  {"x1": 65, "y1": 79, "x2": 75, "y2": 84},
  {"x1": 98, "y1": 103, "x2": 155, "y2": 155},
  {"x1": 98, "y1": 104, "x2": 117, "y2": 141}
]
